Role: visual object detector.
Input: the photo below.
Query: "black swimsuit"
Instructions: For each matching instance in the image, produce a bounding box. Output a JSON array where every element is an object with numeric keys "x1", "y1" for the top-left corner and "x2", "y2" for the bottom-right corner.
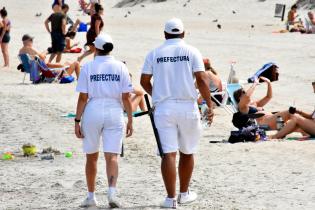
[{"x1": 0, "y1": 22, "x2": 10, "y2": 43}]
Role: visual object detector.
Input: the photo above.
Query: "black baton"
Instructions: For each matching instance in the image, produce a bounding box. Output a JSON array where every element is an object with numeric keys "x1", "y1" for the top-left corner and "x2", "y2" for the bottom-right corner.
[{"x1": 134, "y1": 94, "x2": 164, "y2": 158}]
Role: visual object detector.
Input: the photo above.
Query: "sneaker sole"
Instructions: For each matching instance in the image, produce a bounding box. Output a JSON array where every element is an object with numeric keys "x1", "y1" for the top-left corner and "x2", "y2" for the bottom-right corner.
[{"x1": 178, "y1": 198, "x2": 197, "y2": 205}]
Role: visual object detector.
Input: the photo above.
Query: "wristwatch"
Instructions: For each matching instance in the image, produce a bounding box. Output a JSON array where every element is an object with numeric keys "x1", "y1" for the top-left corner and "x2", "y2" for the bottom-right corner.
[{"x1": 74, "y1": 118, "x2": 81, "y2": 123}]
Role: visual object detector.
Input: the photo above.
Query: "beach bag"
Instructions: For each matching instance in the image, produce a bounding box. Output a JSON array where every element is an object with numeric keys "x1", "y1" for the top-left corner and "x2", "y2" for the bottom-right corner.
[
  {"x1": 228, "y1": 125, "x2": 263, "y2": 143},
  {"x1": 60, "y1": 75, "x2": 75, "y2": 84},
  {"x1": 232, "y1": 112, "x2": 256, "y2": 129},
  {"x1": 248, "y1": 62, "x2": 279, "y2": 83}
]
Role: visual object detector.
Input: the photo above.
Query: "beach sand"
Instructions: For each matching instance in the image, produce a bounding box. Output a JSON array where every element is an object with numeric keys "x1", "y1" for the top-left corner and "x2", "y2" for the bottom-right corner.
[{"x1": 0, "y1": 0, "x2": 315, "y2": 209}]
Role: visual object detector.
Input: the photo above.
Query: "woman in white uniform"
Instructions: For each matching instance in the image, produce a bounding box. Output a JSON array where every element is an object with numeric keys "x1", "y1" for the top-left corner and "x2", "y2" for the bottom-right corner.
[{"x1": 75, "y1": 33, "x2": 133, "y2": 208}]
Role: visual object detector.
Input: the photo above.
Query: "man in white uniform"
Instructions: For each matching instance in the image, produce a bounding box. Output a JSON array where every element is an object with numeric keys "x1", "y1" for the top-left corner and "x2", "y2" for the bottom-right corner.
[
  {"x1": 75, "y1": 33, "x2": 133, "y2": 208},
  {"x1": 141, "y1": 18, "x2": 214, "y2": 208}
]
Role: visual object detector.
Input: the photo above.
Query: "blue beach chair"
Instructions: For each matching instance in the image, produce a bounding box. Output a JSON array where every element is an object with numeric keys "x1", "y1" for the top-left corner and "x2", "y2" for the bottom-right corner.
[{"x1": 18, "y1": 54, "x2": 41, "y2": 84}]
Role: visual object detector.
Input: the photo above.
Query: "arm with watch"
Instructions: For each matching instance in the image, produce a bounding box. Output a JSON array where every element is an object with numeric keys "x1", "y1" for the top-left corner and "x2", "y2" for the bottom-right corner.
[{"x1": 75, "y1": 93, "x2": 89, "y2": 138}]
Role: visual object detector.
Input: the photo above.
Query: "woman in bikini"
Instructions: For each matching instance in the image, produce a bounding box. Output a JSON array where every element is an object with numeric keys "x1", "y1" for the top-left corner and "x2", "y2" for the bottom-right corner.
[
  {"x1": 0, "y1": 7, "x2": 11, "y2": 67},
  {"x1": 233, "y1": 77, "x2": 293, "y2": 130}
]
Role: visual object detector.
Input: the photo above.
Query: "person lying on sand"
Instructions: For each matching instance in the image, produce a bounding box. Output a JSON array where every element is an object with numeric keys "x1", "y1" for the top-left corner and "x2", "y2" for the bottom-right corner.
[
  {"x1": 271, "y1": 107, "x2": 315, "y2": 139},
  {"x1": 19, "y1": 34, "x2": 80, "y2": 79},
  {"x1": 233, "y1": 76, "x2": 295, "y2": 130},
  {"x1": 197, "y1": 58, "x2": 223, "y2": 106}
]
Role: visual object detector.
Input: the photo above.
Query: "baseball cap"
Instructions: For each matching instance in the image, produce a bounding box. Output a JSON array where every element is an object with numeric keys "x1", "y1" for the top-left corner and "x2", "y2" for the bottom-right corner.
[
  {"x1": 93, "y1": 33, "x2": 113, "y2": 50},
  {"x1": 164, "y1": 18, "x2": 184, "y2": 34},
  {"x1": 22, "y1": 34, "x2": 34, "y2": 41}
]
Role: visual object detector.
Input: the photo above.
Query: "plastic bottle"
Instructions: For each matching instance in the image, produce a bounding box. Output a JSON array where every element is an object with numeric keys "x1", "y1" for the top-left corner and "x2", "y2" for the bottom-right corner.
[
  {"x1": 276, "y1": 116, "x2": 284, "y2": 131},
  {"x1": 200, "y1": 102, "x2": 209, "y2": 128}
]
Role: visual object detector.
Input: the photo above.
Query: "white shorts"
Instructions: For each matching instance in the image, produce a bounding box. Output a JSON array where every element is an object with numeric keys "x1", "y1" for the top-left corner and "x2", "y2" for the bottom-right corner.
[
  {"x1": 154, "y1": 100, "x2": 202, "y2": 154},
  {"x1": 81, "y1": 98, "x2": 124, "y2": 154}
]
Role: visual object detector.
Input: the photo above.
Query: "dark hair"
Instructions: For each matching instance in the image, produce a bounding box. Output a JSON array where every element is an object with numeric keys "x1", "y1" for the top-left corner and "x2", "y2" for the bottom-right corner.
[
  {"x1": 0, "y1": 7, "x2": 7, "y2": 17},
  {"x1": 97, "y1": 43, "x2": 114, "y2": 55},
  {"x1": 95, "y1": 3, "x2": 104, "y2": 13},
  {"x1": 66, "y1": 31, "x2": 76, "y2": 38},
  {"x1": 233, "y1": 88, "x2": 244, "y2": 103},
  {"x1": 164, "y1": 31, "x2": 184, "y2": 39},
  {"x1": 291, "y1": 4, "x2": 297, "y2": 10},
  {"x1": 62, "y1": 4, "x2": 69, "y2": 10}
]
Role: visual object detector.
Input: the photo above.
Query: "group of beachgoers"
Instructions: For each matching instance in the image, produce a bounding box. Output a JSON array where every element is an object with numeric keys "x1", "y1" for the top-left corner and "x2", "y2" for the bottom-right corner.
[
  {"x1": 2, "y1": 1, "x2": 315, "y2": 209},
  {"x1": 287, "y1": 4, "x2": 315, "y2": 33},
  {"x1": 232, "y1": 76, "x2": 315, "y2": 139},
  {"x1": 15, "y1": 1, "x2": 106, "y2": 81}
]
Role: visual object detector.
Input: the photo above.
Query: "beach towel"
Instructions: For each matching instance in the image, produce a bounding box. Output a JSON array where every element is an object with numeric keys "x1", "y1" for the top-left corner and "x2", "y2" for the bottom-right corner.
[
  {"x1": 69, "y1": 48, "x2": 82, "y2": 53},
  {"x1": 248, "y1": 62, "x2": 279, "y2": 83}
]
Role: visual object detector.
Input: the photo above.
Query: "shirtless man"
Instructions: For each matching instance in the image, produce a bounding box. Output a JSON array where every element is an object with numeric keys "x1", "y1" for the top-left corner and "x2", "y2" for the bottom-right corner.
[{"x1": 19, "y1": 34, "x2": 80, "y2": 78}]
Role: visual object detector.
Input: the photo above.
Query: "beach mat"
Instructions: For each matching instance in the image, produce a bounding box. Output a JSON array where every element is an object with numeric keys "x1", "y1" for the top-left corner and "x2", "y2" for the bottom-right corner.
[{"x1": 286, "y1": 136, "x2": 315, "y2": 141}]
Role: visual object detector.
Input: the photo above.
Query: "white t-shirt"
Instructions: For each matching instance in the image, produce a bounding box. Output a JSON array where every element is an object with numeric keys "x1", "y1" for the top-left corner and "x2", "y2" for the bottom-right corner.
[
  {"x1": 76, "y1": 56, "x2": 133, "y2": 101},
  {"x1": 141, "y1": 38, "x2": 204, "y2": 105}
]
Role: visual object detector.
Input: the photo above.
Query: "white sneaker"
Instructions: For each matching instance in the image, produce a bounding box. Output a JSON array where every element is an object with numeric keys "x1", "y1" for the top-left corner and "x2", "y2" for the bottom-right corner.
[
  {"x1": 108, "y1": 193, "x2": 121, "y2": 208},
  {"x1": 79, "y1": 197, "x2": 98, "y2": 208},
  {"x1": 160, "y1": 197, "x2": 177, "y2": 209},
  {"x1": 177, "y1": 190, "x2": 197, "y2": 204}
]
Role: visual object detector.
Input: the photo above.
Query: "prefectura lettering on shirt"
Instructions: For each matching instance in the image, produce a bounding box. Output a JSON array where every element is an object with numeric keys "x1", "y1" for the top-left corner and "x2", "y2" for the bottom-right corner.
[
  {"x1": 90, "y1": 74, "x2": 120, "y2": 82},
  {"x1": 156, "y1": 56, "x2": 190, "y2": 64}
]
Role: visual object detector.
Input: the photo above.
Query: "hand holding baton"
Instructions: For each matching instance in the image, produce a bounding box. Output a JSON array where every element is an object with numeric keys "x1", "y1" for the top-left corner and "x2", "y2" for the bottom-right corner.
[{"x1": 134, "y1": 94, "x2": 164, "y2": 158}]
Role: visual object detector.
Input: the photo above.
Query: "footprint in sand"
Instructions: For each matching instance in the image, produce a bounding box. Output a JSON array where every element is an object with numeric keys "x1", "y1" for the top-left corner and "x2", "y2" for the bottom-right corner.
[
  {"x1": 51, "y1": 182, "x2": 64, "y2": 189},
  {"x1": 73, "y1": 180, "x2": 85, "y2": 189}
]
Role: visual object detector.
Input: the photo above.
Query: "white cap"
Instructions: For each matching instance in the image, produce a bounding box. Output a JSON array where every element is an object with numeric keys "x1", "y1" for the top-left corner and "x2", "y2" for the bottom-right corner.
[
  {"x1": 93, "y1": 33, "x2": 113, "y2": 50},
  {"x1": 164, "y1": 18, "x2": 184, "y2": 34}
]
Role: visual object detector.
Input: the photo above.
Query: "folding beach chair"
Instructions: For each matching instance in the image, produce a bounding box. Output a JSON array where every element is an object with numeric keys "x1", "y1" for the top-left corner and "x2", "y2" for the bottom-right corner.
[
  {"x1": 274, "y1": 4, "x2": 286, "y2": 21},
  {"x1": 34, "y1": 56, "x2": 67, "y2": 82},
  {"x1": 18, "y1": 54, "x2": 41, "y2": 84},
  {"x1": 210, "y1": 62, "x2": 243, "y2": 114}
]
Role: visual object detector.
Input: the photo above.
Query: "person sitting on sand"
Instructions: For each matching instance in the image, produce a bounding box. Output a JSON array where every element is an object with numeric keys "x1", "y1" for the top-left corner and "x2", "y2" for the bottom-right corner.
[
  {"x1": 62, "y1": 4, "x2": 81, "y2": 33},
  {"x1": 19, "y1": 34, "x2": 80, "y2": 79},
  {"x1": 64, "y1": 31, "x2": 80, "y2": 53},
  {"x1": 197, "y1": 58, "x2": 223, "y2": 106},
  {"x1": 129, "y1": 73, "x2": 146, "y2": 112},
  {"x1": 271, "y1": 107, "x2": 315, "y2": 139},
  {"x1": 287, "y1": 4, "x2": 306, "y2": 33},
  {"x1": 233, "y1": 76, "x2": 295, "y2": 130},
  {"x1": 306, "y1": 11, "x2": 315, "y2": 33}
]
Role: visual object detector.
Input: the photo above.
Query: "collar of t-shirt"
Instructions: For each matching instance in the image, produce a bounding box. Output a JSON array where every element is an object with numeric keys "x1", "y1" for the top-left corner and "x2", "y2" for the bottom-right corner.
[
  {"x1": 94, "y1": 55, "x2": 114, "y2": 62},
  {"x1": 164, "y1": 38, "x2": 185, "y2": 45}
]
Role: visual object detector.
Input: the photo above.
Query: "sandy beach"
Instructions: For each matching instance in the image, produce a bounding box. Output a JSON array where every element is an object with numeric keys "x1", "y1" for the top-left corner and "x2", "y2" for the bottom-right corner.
[{"x1": 1, "y1": 0, "x2": 315, "y2": 209}]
